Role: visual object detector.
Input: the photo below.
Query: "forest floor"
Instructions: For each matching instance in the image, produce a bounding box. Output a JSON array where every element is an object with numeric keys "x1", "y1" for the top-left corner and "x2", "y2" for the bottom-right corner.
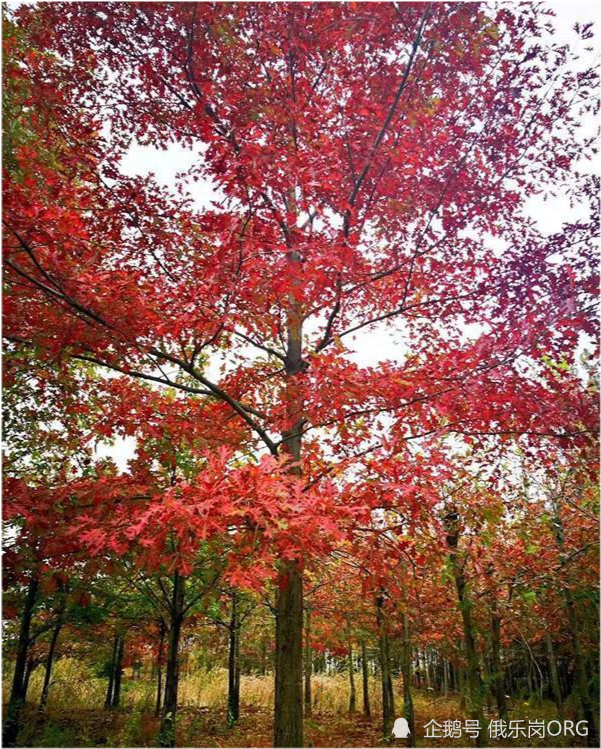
[
  {"x1": 7, "y1": 662, "x2": 585, "y2": 747},
  {"x1": 8, "y1": 696, "x2": 585, "y2": 749}
]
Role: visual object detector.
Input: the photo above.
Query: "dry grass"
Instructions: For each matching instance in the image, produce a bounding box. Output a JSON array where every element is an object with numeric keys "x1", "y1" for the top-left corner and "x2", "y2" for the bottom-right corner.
[
  {"x1": 3, "y1": 659, "x2": 587, "y2": 747},
  {"x1": 4, "y1": 659, "x2": 106, "y2": 710},
  {"x1": 6, "y1": 660, "x2": 381, "y2": 716}
]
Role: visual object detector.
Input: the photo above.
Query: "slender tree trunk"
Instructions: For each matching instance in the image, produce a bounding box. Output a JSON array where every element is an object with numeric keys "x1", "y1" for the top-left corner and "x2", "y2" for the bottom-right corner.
[
  {"x1": 361, "y1": 639, "x2": 371, "y2": 718},
  {"x1": 376, "y1": 594, "x2": 395, "y2": 738},
  {"x1": 451, "y1": 661, "x2": 458, "y2": 692},
  {"x1": 235, "y1": 623, "x2": 241, "y2": 713},
  {"x1": 506, "y1": 661, "x2": 514, "y2": 696},
  {"x1": 111, "y1": 634, "x2": 125, "y2": 708},
  {"x1": 490, "y1": 603, "x2": 507, "y2": 721},
  {"x1": 105, "y1": 634, "x2": 118, "y2": 708},
  {"x1": 39, "y1": 602, "x2": 65, "y2": 710},
  {"x1": 443, "y1": 658, "x2": 449, "y2": 697},
  {"x1": 4, "y1": 576, "x2": 39, "y2": 747},
  {"x1": 424, "y1": 649, "x2": 432, "y2": 691},
  {"x1": 415, "y1": 651, "x2": 421, "y2": 689},
  {"x1": 348, "y1": 633, "x2": 357, "y2": 713},
  {"x1": 159, "y1": 572, "x2": 185, "y2": 748},
  {"x1": 401, "y1": 613, "x2": 415, "y2": 746},
  {"x1": 545, "y1": 631, "x2": 564, "y2": 720},
  {"x1": 444, "y1": 509, "x2": 487, "y2": 748},
  {"x1": 260, "y1": 639, "x2": 267, "y2": 676},
  {"x1": 551, "y1": 498, "x2": 598, "y2": 746},
  {"x1": 274, "y1": 242, "x2": 304, "y2": 747},
  {"x1": 155, "y1": 620, "x2": 166, "y2": 718},
  {"x1": 227, "y1": 592, "x2": 240, "y2": 727},
  {"x1": 304, "y1": 608, "x2": 312, "y2": 717},
  {"x1": 481, "y1": 651, "x2": 493, "y2": 711},
  {"x1": 22, "y1": 657, "x2": 35, "y2": 700}
]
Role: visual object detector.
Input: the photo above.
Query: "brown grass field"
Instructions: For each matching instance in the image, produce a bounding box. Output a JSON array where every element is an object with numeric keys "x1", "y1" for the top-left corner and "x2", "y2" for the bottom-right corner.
[{"x1": 3, "y1": 659, "x2": 585, "y2": 747}]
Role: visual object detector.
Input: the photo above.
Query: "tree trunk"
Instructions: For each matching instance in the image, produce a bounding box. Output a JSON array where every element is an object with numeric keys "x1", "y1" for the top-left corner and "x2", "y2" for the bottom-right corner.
[
  {"x1": 260, "y1": 638, "x2": 267, "y2": 676},
  {"x1": 456, "y1": 574, "x2": 487, "y2": 746},
  {"x1": 545, "y1": 631, "x2": 564, "y2": 720},
  {"x1": 551, "y1": 498, "x2": 598, "y2": 746},
  {"x1": 348, "y1": 633, "x2": 357, "y2": 713},
  {"x1": 443, "y1": 658, "x2": 449, "y2": 697},
  {"x1": 526, "y1": 658, "x2": 535, "y2": 699},
  {"x1": 111, "y1": 634, "x2": 125, "y2": 708},
  {"x1": 227, "y1": 592, "x2": 240, "y2": 727},
  {"x1": 105, "y1": 634, "x2": 118, "y2": 708},
  {"x1": 361, "y1": 639, "x2": 371, "y2": 718},
  {"x1": 4, "y1": 576, "x2": 39, "y2": 747},
  {"x1": 444, "y1": 509, "x2": 487, "y2": 748},
  {"x1": 424, "y1": 649, "x2": 432, "y2": 691},
  {"x1": 401, "y1": 613, "x2": 415, "y2": 746},
  {"x1": 235, "y1": 623, "x2": 241, "y2": 713},
  {"x1": 490, "y1": 604, "x2": 507, "y2": 721},
  {"x1": 22, "y1": 657, "x2": 35, "y2": 700},
  {"x1": 39, "y1": 601, "x2": 65, "y2": 710},
  {"x1": 451, "y1": 660, "x2": 458, "y2": 692},
  {"x1": 155, "y1": 620, "x2": 166, "y2": 718},
  {"x1": 376, "y1": 594, "x2": 395, "y2": 737},
  {"x1": 159, "y1": 572, "x2": 185, "y2": 748},
  {"x1": 273, "y1": 234, "x2": 304, "y2": 748},
  {"x1": 482, "y1": 651, "x2": 494, "y2": 711},
  {"x1": 304, "y1": 608, "x2": 312, "y2": 717},
  {"x1": 274, "y1": 560, "x2": 303, "y2": 747}
]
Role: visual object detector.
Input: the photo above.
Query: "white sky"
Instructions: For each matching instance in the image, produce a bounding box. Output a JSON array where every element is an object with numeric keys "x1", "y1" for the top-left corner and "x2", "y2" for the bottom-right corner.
[{"x1": 85, "y1": 1, "x2": 600, "y2": 470}]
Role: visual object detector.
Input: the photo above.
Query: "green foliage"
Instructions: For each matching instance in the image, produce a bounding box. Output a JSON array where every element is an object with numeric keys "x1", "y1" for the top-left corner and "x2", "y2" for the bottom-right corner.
[
  {"x1": 588, "y1": 672, "x2": 600, "y2": 709},
  {"x1": 18, "y1": 714, "x2": 95, "y2": 748},
  {"x1": 522, "y1": 589, "x2": 537, "y2": 605},
  {"x1": 121, "y1": 710, "x2": 143, "y2": 747},
  {"x1": 2, "y1": 16, "x2": 33, "y2": 172}
]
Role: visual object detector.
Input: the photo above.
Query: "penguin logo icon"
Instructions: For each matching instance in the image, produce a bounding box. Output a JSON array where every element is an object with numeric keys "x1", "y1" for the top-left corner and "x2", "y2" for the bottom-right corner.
[{"x1": 392, "y1": 717, "x2": 411, "y2": 739}]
